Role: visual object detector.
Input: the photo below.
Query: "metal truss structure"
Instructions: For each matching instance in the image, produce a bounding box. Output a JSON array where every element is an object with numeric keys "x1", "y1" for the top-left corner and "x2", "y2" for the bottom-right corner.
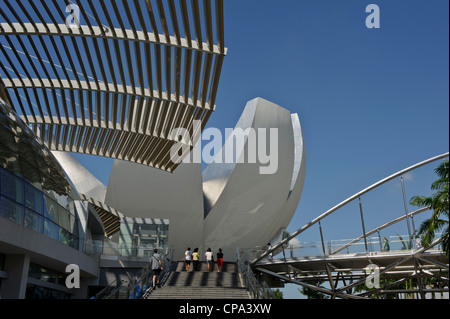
[
  {"x1": 0, "y1": 0, "x2": 226, "y2": 172},
  {"x1": 249, "y1": 153, "x2": 449, "y2": 299}
]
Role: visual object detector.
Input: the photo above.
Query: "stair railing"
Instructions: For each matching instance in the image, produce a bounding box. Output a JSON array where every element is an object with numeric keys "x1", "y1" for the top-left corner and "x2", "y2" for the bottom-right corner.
[
  {"x1": 94, "y1": 247, "x2": 175, "y2": 299},
  {"x1": 138, "y1": 247, "x2": 176, "y2": 299},
  {"x1": 236, "y1": 247, "x2": 275, "y2": 299},
  {"x1": 93, "y1": 279, "x2": 124, "y2": 299}
]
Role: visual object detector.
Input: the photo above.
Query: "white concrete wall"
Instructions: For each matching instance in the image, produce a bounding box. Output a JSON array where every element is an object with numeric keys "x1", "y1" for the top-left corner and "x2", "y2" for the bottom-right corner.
[
  {"x1": 105, "y1": 150, "x2": 205, "y2": 261},
  {"x1": 202, "y1": 98, "x2": 299, "y2": 259}
]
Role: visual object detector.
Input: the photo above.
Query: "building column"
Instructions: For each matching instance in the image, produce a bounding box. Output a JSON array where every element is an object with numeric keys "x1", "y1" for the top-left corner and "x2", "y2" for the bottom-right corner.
[{"x1": 0, "y1": 254, "x2": 31, "y2": 299}]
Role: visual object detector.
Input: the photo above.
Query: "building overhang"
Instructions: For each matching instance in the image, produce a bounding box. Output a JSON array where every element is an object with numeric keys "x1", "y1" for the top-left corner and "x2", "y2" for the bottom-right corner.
[{"x1": 0, "y1": 0, "x2": 226, "y2": 173}]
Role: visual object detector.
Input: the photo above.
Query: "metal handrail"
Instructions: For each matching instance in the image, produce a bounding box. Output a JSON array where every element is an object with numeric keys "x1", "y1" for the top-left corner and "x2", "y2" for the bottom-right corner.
[
  {"x1": 130, "y1": 247, "x2": 175, "y2": 299},
  {"x1": 251, "y1": 152, "x2": 449, "y2": 266},
  {"x1": 94, "y1": 247, "x2": 175, "y2": 299},
  {"x1": 94, "y1": 279, "x2": 122, "y2": 299},
  {"x1": 236, "y1": 247, "x2": 275, "y2": 299},
  {"x1": 330, "y1": 206, "x2": 431, "y2": 255}
]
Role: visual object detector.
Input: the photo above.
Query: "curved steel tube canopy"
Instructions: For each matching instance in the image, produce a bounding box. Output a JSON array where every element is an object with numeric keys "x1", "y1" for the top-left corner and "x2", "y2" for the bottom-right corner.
[
  {"x1": 0, "y1": 0, "x2": 226, "y2": 172},
  {"x1": 252, "y1": 152, "x2": 450, "y2": 266}
]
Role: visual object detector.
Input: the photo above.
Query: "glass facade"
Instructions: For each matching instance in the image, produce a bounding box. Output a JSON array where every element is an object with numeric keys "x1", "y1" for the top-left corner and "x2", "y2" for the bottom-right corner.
[
  {"x1": 26, "y1": 263, "x2": 71, "y2": 299},
  {"x1": 0, "y1": 99, "x2": 81, "y2": 250},
  {"x1": 118, "y1": 219, "x2": 169, "y2": 258},
  {"x1": 0, "y1": 254, "x2": 5, "y2": 291}
]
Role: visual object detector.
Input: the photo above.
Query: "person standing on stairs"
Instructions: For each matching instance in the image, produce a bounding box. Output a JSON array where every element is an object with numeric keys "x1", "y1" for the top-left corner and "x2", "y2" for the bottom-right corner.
[
  {"x1": 192, "y1": 248, "x2": 200, "y2": 271},
  {"x1": 185, "y1": 247, "x2": 193, "y2": 271},
  {"x1": 205, "y1": 248, "x2": 214, "y2": 272},
  {"x1": 150, "y1": 249, "x2": 163, "y2": 289},
  {"x1": 216, "y1": 248, "x2": 224, "y2": 272}
]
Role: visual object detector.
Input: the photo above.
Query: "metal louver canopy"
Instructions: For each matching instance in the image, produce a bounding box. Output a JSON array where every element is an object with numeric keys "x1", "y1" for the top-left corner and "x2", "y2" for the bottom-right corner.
[
  {"x1": 0, "y1": 0, "x2": 226, "y2": 173},
  {"x1": 81, "y1": 194, "x2": 123, "y2": 237}
]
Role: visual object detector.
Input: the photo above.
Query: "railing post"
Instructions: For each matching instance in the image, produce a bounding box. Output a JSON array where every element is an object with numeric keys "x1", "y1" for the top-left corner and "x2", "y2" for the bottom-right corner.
[
  {"x1": 319, "y1": 221, "x2": 326, "y2": 256},
  {"x1": 401, "y1": 176, "x2": 413, "y2": 247},
  {"x1": 359, "y1": 197, "x2": 368, "y2": 252},
  {"x1": 410, "y1": 215, "x2": 417, "y2": 238},
  {"x1": 377, "y1": 230, "x2": 383, "y2": 252}
]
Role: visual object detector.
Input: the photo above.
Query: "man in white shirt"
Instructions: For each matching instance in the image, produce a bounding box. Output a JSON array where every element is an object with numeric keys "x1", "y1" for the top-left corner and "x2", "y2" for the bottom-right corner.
[
  {"x1": 185, "y1": 247, "x2": 193, "y2": 271},
  {"x1": 205, "y1": 248, "x2": 214, "y2": 272}
]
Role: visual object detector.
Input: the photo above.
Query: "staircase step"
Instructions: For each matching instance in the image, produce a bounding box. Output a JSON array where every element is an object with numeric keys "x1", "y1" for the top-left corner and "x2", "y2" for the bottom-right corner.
[
  {"x1": 165, "y1": 272, "x2": 240, "y2": 288},
  {"x1": 150, "y1": 287, "x2": 249, "y2": 299},
  {"x1": 146, "y1": 261, "x2": 250, "y2": 299},
  {"x1": 175, "y1": 262, "x2": 238, "y2": 273}
]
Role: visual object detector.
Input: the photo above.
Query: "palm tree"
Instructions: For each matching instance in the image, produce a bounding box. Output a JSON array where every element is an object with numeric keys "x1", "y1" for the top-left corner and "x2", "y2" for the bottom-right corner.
[
  {"x1": 410, "y1": 160, "x2": 449, "y2": 256},
  {"x1": 271, "y1": 289, "x2": 284, "y2": 299},
  {"x1": 297, "y1": 273, "x2": 330, "y2": 299}
]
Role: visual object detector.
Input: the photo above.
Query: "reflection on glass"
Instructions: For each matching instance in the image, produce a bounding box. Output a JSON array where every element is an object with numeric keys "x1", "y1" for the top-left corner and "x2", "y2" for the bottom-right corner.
[
  {"x1": 44, "y1": 219, "x2": 60, "y2": 241},
  {"x1": 0, "y1": 195, "x2": 24, "y2": 224},
  {"x1": 58, "y1": 206, "x2": 71, "y2": 231},
  {"x1": 0, "y1": 99, "x2": 71, "y2": 196},
  {"x1": 0, "y1": 99, "x2": 80, "y2": 250},
  {"x1": 24, "y1": 183, "x2": 43, "y2": 214},
  {"x1": 0, "y1": 169, "x2": 24, "y2": 204},
  {"x1": 44, "y1": 196, "x2": 58, "y2": 221},
  {"x1": 24, "y1": 209, "x2": 43, "y2": 233},
  {"x1": 118, "y1": 221, "x2": 169, "y2": 257}
]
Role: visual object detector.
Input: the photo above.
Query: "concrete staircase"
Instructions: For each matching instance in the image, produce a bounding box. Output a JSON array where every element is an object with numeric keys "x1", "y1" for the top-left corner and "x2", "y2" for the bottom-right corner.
[{"x1": 147, "y1": 261, "x2": 250, "y2": 299}]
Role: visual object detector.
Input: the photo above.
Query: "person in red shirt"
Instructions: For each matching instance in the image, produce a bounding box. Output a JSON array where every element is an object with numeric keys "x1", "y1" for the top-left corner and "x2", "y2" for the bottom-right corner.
[{"x1": 216, "y1": 248, "x2": 224, "y2": 272}]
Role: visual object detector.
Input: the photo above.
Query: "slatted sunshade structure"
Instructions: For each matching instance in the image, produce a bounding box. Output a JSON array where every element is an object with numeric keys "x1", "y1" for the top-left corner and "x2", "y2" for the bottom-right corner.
[
  {"x1": 0, "y1": 0, "x2": 226, "y2": 173},
  {"x1": 81, "y1": 194, "x2": 124, "y2": 237}
]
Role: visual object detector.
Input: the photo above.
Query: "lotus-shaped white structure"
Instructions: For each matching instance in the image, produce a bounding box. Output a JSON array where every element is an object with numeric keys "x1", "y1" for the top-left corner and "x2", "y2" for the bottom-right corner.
[{"x1": 55, "y1": 98, "x2": 306, "y2": 260}]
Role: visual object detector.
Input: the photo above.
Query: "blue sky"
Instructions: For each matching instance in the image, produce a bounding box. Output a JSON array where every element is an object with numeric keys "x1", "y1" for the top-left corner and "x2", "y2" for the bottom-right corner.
[
  {"x1": 216, "y1": 0, "x2": 449, "y2": 232},
  {"x1": 74, "y1": 0, "x2": 448, "y2": 297}
]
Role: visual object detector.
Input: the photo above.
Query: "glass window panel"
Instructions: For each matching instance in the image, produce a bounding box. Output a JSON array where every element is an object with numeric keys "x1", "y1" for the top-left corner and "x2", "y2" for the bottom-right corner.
[
  {"x1": 24, "y1": 183, "x2": 43, "y2": 214},
  {"x1": 0, "y1": 168, "x2": 24, "y2": 204},
  {"x1": 67, "y1": 232, "x2": 77, "y2": 249},
  {"x1": 33, "y1": 286, "x2": 44, "y2": 299},
  {"x1": 0, "y1": 138, "x2": 22, "y2": 176},
  {"x1": 72, "y1": 235, "x2": 79, "y2": 250},
  {"x1": 58, "y1": 206, "x2": 70, "y2": 231},
  {"x1": 44, "y1": 196, "x2": 58, "y2": 221},
  {"x1": 28, "y1": 263, "x2": 38, "y2": 279},
  {"x1": 24, "y1": 209, "x2": 43, "y2": 233},
  {"x1": 54, "y1": 193, "x2": 70, "y2": 210},
  {"x1": 0, "y1": 156, "x2": 22, "y2": 177},
  {"x1": 0, "y1": 125, "x2": 19, "y2": 154},
  {"x1": 20, "y1": 158, "x2": 42, "y2": 190},
  {"x1": 59, "y1": 228, "x2": 70, "y2": 246},
  {"x1": 0, "y1": 195, "x2": 24, "y2": 224},
  {"x1": 44, "y1": 219, "x2": 60, "y2": 241}
]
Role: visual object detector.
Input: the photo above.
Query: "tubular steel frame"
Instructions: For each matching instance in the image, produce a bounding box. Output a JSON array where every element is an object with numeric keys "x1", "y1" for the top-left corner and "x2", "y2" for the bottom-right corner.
[{"x1": 251, "y1": 153, "x2": 449, "y2": 299}]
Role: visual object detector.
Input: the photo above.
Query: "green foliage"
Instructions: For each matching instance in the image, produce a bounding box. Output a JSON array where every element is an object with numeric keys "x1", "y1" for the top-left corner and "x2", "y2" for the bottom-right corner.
[
  {"x1": 410, "y1": 160, "x2": 449, "y2": 255},
  {"x1": 297, "y1": 274, "x2": 330, "y2": 299},
  {"x1": 272, "y1": 289, "x2": 284, "y2": 299}
]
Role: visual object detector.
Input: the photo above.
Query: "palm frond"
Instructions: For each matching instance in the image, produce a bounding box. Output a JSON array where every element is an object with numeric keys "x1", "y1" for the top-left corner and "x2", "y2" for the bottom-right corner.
[{"x1": 411, "y1": 160, "x2": 449, "y2": 255}]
